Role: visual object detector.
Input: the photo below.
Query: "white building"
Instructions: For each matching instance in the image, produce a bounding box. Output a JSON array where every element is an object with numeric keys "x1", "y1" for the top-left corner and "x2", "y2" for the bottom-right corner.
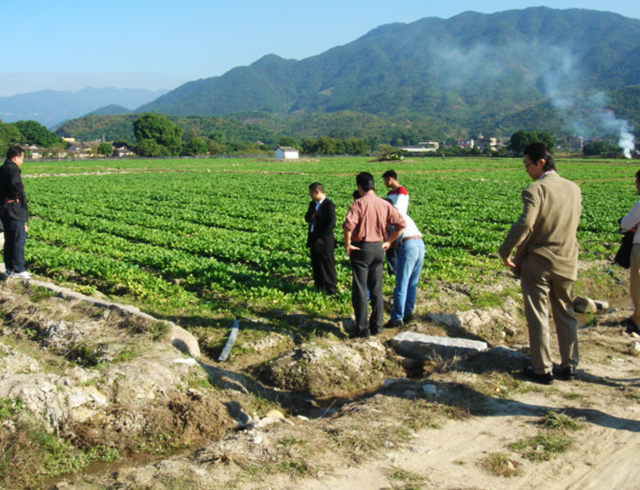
[{"x1": 275, "y1": 146, "x2": 299, "y2": 160}]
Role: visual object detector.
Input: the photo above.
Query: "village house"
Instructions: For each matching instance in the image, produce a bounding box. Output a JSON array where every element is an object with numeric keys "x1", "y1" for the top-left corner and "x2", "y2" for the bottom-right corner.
[
  {"x1": 275, "y1": 146, "x2": 299, "y2": 160},
  {"x1": 400, "y1": 141, "x2": 440, "y2": 153}
]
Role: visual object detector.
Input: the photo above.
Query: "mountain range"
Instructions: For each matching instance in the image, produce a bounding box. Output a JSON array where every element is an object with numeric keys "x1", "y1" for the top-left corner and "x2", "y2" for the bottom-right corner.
[
  {"x1": 41, "y1": 8, "x2": 640, "y2": 143},
  {"x1": 134, "y1": 7, "x2": 640, "y2": 140},
  {"x1": 0, "y1": 88, "x2": 167, "y2": 127}
]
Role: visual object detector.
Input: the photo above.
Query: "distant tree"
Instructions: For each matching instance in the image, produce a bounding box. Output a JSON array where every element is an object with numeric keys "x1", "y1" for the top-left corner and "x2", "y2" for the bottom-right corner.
[
  {"x1": 135, "y1": 139, "x2": 167, "y2": 157},
  {"x1": 9, "y1": 120, "x2": 61, "y2": 148},
  {"x1": 583, "y1": 141, "x2": 622, "y2": 157},
  {"x1": 183, "y1": 137, "x2": 208, "y2": 156},
  {"x1": 0, "y1": 123, "x2": 23, "y2": 154},
  {"x1": 278, "y1": 136, "x2": 299, "y2": 149},
  {"x1": 97, "y1": 142, "x2": 114, "y2": 157},
  {"x1": 509, "y1": 130, "x2": 556, "y2": 154},
  {"x1": 133, "y1": 113, "x2": 182, "y2": 156}
]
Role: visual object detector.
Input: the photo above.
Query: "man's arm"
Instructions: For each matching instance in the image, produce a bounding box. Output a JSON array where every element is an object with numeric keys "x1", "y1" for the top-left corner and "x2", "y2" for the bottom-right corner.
[
  {"x1": 621, "y1": 201, "x2": 640, "y2": 232},
  {"x1": 498, "y1": 187, "x2": 539, "y2": 266},
  {"x1": 317, "y1": 200, "x2": 336, "y2": 245},
  {"x1": 383, "y1": 204, "x2": 406, "y2": 251},
  {"x1": 304, "y1": 201, "x2": 315, "y2": 224}
]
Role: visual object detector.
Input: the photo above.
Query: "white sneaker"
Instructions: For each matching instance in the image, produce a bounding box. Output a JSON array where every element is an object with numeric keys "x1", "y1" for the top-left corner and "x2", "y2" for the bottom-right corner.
[{"x1": 12, "y1": 271, "x2": 33, "y2": 279}]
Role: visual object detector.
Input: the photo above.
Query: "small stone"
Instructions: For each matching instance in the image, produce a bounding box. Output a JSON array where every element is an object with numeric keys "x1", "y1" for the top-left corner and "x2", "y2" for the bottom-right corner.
[
  {"x1": 593, "y1": 300, "x2": 610, "y2": 311},
  {"x1": 410, "y1": 446, "x2": 421, "y2": 453},
  {"x1": 252, "y1": 435, "x2": 263, "y2": 444},
  {"x1": 573, "y1": 297, "x2": 597, "y2": 314},
  {"x1": 422, "y1": 384, "x2": 438, "y2": 395},
  {"x1": 266, "y1": 410, "x2": 285, "y2": 420},
  {"x1": 630, "y1": 341, "x2": 640, "y2": 353},
  {"x1": 384, "y1": 441, "x2": 395, "y2": 448},
  {"x1": 296, "y1": 415, "x2": 310, "y2": 421}
]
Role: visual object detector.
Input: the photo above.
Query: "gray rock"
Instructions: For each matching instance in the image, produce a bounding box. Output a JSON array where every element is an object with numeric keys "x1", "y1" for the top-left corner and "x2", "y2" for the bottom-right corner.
[
  {"x1": 422, "y1": 384, "x2": 438, "y2": 395},
  {"x1": 574, "y1": 296, "x2": 597, "y2": 313},
  {"x1": 390, "y1": 331, "x2": 488, "y2": 360},
  {"x1": 169, "y1": 324, "x2": 201, "y2": 359},
  {"x1": 630, "y1": 341, "x2": 640, "y2": 353}
]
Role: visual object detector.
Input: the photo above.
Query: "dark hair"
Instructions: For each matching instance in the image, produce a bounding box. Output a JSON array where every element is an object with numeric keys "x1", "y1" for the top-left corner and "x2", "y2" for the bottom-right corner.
[
  {"x1": 635, "y1": 170, "x2": 640, "y2": 181},
  {"x1": 382, "y1": 170, "x2": 397, "y2": 179},
  {"x1": 356, "y1": 172, "x2": 375, "y2": 192},
  {"x1": 6, "y1": 145, "x2": 23, "y2": 161},
  {"x1": 524, "y1": 143, "x2": 555, "y2": 171},
  {"x1": 352, "y1": 190, "x2": 361, "y2": 200},
  {"x1": 308, "y1": 182, "x2": 323, "y2": 192}
]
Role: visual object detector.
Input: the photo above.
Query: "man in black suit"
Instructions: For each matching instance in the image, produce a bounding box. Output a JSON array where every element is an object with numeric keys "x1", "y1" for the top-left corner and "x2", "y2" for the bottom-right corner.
[
  {"x1": 0, "y1": 146, "x2": 31, "y2": 279},
  {"x1": 305, "y1": 182, "x2": 337, "y2": 295}
]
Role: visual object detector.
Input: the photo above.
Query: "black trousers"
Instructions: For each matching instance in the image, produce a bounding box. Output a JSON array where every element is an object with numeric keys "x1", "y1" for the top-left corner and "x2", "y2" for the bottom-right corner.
[
  {"x1": 1, "y1": 217, "x2": 27, "y2": 273},
  {"x1": 310, "y1": 241, "x2": 336, "y2": 294},
  {"x1": 350, "y1": 242, "x2": 384, "y2": 336}
]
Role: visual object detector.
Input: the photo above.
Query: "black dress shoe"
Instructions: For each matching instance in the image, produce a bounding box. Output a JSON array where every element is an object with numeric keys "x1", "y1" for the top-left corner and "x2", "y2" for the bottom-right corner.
[
  {"x1": 559, "y1": 366, "x2": 576, "y2": 381},
  {"x1": 383, "y1": 319, "x2": 404, "y2": 329},
  {"x1": 623, "y1": 318, "x2": 640, "y2": 335},
  {"x1": 349, "y1": 330, "x2": 370, "y2": 339},
  {"x1": 521, "y1": 366, "x2": 554, "y2": 385}
]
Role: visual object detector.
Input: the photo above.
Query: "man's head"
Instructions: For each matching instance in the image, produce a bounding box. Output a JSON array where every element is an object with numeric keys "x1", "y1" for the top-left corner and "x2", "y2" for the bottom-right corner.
[
  {"x1": 356, "y1": 172, "x2": 375, "y2": 194},
  {"x1": 6, "y1": 146, "x2": 24, "y2": 166},
  {"x1": 635, "y1": 170, "x2": 640, "y2": 195},
  {"x1": 382, "y1": 169, "x2": 399, "y2": 189},
  {"x1": 523, "y1": 143, "x2": 555, "y2": 180},
  {"x1": 308, "y1": 182, "x2": 325, "y2": 201}
]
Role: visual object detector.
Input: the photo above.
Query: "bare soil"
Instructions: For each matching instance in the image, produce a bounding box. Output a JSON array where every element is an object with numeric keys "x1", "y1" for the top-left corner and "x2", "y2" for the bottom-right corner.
[{"x1": 1, "y1": 263, "x2": 639, "y2": 490}]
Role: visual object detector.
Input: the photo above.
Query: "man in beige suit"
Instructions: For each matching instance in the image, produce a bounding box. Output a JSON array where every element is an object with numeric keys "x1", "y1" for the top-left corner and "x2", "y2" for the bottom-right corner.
[{"x1": 499, "y1": 143, "x2": 582, "y2": 385}]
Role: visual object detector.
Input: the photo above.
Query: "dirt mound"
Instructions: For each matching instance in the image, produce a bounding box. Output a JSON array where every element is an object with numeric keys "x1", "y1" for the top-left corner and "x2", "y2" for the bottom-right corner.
[{"x1": 256, "y1": 338, "x2": 404, "y2": 398}]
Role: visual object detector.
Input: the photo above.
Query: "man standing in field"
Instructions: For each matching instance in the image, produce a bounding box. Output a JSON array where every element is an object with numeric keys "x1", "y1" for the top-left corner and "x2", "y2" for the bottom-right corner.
[
  {"x1": 383, "y1": 170, "x2": 409, "y2": 275},
  {"x1": 305, "y1": 182, "x2": 337, "y2": 295},
  {"x1": 499, "y1": 143, "x2": 582, "y2": 385},
  {"x1": 0, "y1": 146, "x2": 32, "y2": 279},
  {"x1": 384, "y1": 205, "x2": 425, "y2": 329},
  {"x1": 344, "y1": 172, "x2": 405, "y2": 338}
]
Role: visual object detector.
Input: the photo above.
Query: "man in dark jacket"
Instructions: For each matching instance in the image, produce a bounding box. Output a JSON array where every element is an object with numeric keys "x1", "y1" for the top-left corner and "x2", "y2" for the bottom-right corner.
[
  {"x1": 305, "y1": 182, "x2": 336, "y2": 295},
  {"x1": 0, "y1": 146, "x2": 31, "y2": 279}
]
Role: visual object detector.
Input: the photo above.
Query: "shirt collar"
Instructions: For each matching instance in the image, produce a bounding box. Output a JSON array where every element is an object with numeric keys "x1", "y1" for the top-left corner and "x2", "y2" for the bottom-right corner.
[{"x1": 539, "y1": 170, "x2": 556, "y2": 180}]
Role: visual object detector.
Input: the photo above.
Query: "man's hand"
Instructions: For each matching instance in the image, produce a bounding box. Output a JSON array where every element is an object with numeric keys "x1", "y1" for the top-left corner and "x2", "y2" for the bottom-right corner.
[
  {"x1": 502, "y1": 256, "x2": 515, "y2": 268},
  {"x1": 316, "y1": 238, "x2": 325, "y2": 246},
  {"x1": 346, "y1": 244, "x2": 361, "y2": 255},
  {"x1": 382, "y1": 241, "x2": 392, "y2": 251}
]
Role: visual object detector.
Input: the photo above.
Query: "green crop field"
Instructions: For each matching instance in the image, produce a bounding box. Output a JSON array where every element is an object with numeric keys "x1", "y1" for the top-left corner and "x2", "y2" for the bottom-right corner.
[{"x1": 20, "y1": 156, "x2": 639, "y2": 326}]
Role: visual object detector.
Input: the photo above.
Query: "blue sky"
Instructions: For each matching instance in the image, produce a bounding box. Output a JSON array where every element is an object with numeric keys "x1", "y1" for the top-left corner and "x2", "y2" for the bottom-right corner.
[{"x1": 1, "y1": 0, "x2": 638, "y2": 96}]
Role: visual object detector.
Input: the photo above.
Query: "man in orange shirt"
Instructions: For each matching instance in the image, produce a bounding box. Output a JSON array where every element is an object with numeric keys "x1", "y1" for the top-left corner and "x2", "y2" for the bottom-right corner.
[{"x1": 343, "y1": 172, "x2": 405, "y2": 338}]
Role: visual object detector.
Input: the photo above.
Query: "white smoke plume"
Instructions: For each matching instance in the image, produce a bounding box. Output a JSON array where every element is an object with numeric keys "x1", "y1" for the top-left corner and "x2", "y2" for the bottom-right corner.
[{"x1": 541, "y1": 48, "x2": 635, "y2": 158}]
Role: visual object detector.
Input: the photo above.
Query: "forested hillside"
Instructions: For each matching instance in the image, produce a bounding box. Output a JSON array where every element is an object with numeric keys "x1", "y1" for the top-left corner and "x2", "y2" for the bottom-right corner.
[{"x1": 135, "y1": 7, "x2": 640, "y2": 139}]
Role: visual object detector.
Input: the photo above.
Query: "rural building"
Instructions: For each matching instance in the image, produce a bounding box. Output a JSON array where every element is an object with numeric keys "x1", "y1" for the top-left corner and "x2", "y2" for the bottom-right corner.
[
  {"x1": 400, "y1": 141, "x2": 440, "y2": 153},
  {"x1": 476, "y1": 135, "x2": 503, "y2": 151},
  {"x1": 113, "y1": 143, "x2": 135, "y2": 158},
  {"x1": 457, "y1": 139, "x2": 474, "y2": 149},
  {"x1": 275, "y1": 146, "x2": 299, "y2": 160}
]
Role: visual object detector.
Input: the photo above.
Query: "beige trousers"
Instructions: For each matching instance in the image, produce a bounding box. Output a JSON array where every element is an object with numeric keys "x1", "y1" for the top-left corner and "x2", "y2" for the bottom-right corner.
[
  {"x1": 629, "y1": 244, "x2": 640, "y2": 325},
  {"x1": 520, "y1": 254, "x2": 579, "y2": 375}
]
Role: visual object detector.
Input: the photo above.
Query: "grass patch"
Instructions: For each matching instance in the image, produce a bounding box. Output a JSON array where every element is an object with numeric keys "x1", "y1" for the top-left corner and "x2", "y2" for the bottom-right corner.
[
  {"x1": 478, "y1": 452, "x2": 522, "y2": 477},
  {"x1": 0, "y1": 404, "x2": 118, "y2": 490},
  {"x1": 541, "y1": 410, "x2": 584, "y2": 431},
  {"x1": 510, "y1": 433, "x2": 573, "y2": 462},
  {"x1": 385, "y1": 466, "x2": 429, "y2": 489}
]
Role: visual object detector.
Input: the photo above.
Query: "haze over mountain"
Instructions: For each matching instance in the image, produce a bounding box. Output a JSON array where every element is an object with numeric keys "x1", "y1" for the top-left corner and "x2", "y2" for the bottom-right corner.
[
  {"x1": 137, "y1": 7, "x2": 640, "y2": 141},
  {"x1": 0, "y1": 87, "x2": 167, "y2": 127}
]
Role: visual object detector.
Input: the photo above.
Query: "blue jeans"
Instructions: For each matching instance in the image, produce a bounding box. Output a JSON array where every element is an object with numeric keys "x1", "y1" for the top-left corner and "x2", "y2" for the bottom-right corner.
[{"x1": 391, "y1": 238, "x2": 425, "y2": 321}]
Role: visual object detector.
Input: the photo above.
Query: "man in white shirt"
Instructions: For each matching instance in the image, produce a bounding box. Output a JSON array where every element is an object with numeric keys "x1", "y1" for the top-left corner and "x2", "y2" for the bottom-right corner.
[
  {"x1": 383, "y1": 203, "x2": 425, "y2": 329},
  {"x1": 620, "y1": 169, "x2": 640, "y2": 335}
]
